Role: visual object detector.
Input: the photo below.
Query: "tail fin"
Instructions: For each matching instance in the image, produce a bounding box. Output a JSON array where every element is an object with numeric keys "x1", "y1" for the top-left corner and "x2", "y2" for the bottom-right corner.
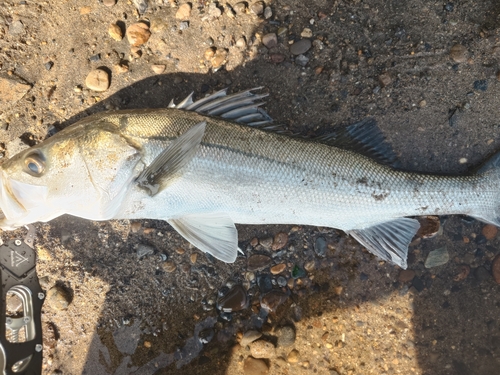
[{"x1": 471, "y1": 151, "x2": 500, "y2": 226}]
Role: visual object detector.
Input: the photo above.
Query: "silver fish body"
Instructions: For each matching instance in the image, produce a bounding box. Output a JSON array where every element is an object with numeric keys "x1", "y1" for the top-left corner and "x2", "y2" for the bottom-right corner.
[{"x1": 1, "y1": 89, "x2": 499, "y2": 268}]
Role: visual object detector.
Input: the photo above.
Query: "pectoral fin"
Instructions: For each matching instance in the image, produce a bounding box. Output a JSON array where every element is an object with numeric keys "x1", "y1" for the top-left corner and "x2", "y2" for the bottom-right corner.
[
  {"x1": 136, "y1": 121, "x2": 206, "y2": 196},
  {"x1": 346, "y1": 218, "x2": 420, "y2": 269},
  {"x1": 168, "y1": 213, "x2": 239, "y2": 263}
]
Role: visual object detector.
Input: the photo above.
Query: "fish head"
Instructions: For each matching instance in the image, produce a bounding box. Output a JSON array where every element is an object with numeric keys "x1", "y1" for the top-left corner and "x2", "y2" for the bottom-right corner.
[{"x1": 0, "y1": 122, "x2": 141, "y2": 230}]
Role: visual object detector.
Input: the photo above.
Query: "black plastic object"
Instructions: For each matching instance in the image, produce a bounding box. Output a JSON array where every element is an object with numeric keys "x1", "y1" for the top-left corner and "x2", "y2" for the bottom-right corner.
[{"x1": 0, "y1": 233, "x2": 44, "y2": 375}]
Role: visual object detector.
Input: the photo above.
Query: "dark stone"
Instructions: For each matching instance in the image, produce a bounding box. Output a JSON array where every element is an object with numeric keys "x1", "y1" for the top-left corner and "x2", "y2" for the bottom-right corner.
[
  {"x1": 412, "y1": 277, "x2": 425, "y2": 292},
  {"x1": 473, "y1": 266, "x2": 491, "y2": 282},
  {"x1": 473, "y1": 80, "x2": 488, "y2": 92},
  {"x1": 44, "y1": 61, "x2": 54, "y2": 71},
  {"x1": 217, "y1": 285, "x2": 248, "y2": 312},
  {"x1": 291, "y1": 265, "x2": 306, "y2": 279},
  {"x1": 199, "y1": 328, "x2": 215, "y2": 344},
  {"x1": 359, "y1": 272, "x2": 368, "y2": 281},
  {"x1": 89, "y1": 54, "x2": 101, "y2": 62},
  {"x1": 247, "y1": 254, "x2": 272, "y2": 271},
  {"x1": 260, "y1": 291, "x2": 288, "y2": 313},
  {"x1": 475, "y1": 234, "x2": 487, "y2": 245},
  {"x1": 257, "y1": 274, "x2": 273, "y2": 294},
  {"x1": 314, "y1": 237, "x2": 327, "y2": 257}
]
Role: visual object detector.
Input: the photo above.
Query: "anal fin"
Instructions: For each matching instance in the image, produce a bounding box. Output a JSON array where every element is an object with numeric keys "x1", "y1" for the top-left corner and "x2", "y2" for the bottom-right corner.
[
  {"x1": 346, "y1": 218, "x2": 420, "y2": 269},
  {"x1": 168, "y1": 213, "x2": 239, "y2": 263}
]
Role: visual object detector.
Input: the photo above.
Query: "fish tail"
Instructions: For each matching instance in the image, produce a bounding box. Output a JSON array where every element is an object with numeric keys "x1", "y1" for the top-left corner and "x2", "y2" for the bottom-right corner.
[{"x1": 471, "y1": 151, "x2": 500, "y2": 226}]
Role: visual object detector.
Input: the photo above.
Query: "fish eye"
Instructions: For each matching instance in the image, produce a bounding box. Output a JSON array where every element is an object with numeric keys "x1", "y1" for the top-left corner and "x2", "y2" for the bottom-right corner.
[{"x1": 24, "y1": 151, "x2": 45, "y2": 177}]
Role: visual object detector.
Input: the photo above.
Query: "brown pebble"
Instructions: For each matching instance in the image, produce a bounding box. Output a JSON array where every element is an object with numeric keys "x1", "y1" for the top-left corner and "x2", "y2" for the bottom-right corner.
[
  {"x1": 417, "y1": 216, "x2": 440, "y2": 238},
  {"x1": 175, "y1": 247, "x2": 185, "y2": 255},
  {"x1": 453, "y1": 265, "x2": 470, "y2": 282},
  {"x1": 247, "y1": 254, "x2": 272, "y2": 271},
  {"x1": 270, "y1": 53, "x2": 285, "y2": 63},
  {"x1": 126, "y1": 22, "x2": 151, "y2": 47},
  {"x1": 250, "y1": 237, "x2": 259, "y2": 247},
  {"x1": 287, "y1": 349, "x2": 300, "y2": 363},
  {"x1": 243, "y1": 357, "x2": 269, "y2": 375},
  {"x1": 315, "y1": 66, "x2": 324, "y2": 75},
  {"x1": 130, "y1": 222, "x2": 142, "y2": 233},
  {"x1": 260, "y1": 291, "x2": 288, "y2": 313},
  {"x1": 85, "y1": 69, "x2": 110, "y2": 92},
  {"x1": 398, "y1": 269, "x2": 415, "y2": 283},
  {"x1": 211, "y1": 49, "x2": 227, "y2": 68},
  {"x1": 103, "y1": 0, "x2": 116, "y2": 6},
  {"x1": 270, "y1": 263, "x2": 286, "y2": 275},
  {"x1": 321, "y1": 332, "x2": 329, "y2": 341},
  {"x1": 114, "y1": 63, "x2": 129, "y2": 74},
  {"x1": 143, "y1": 228, "x2": 154, "y2": 234},
  {"x1": 492, "y1": 254, "x2": 500, "y2": 284},
  {"x1": 304, "y1": 260, "x2": 315, "y2": 272},
  {"x1": 108, "y1": 23, "x2": 123, "y2": 41},
  {"x1": 249, "y1": 340, "x2": 276, "y2": 358},
  {"x1": 204, "y1": 47, "x2": 216, "y2": 60},
  {"x1": 175, "y1": 3, "x2": 192, "y2": 20},
  {"x1": 162, "y1": 260, "x2": 176, "y2": 273},
  {"x1": 334, "y1": 286, "x2": 343, "y2": 295},
  {"x1": 262, "y1": 33, "x2": 277, "y2": 48},
  {"x1": 450, "y1": 44, "x2": 468, "y2": 63},
  {"x1": 130, "y1": 46, "x2": 142, "y2": 58},
  {"x1": 272, "y1": 232, "x2": 288, "y2": 251},
  {"x1": 190, "y1": 253, "x2": 198, "y2": 264},
  {"x1": 80, "y1": 6, "x2": 92, "y2": 15},
  {"x1": 151, "y1": 64, "x2": 166, "y2": 74},
  {"x1": 143, "y1": 341, "x2": 151, "y2": 348},
  {"x1": 47, "y1": 285, "x2": 71, "y2": 311},
  {"x1": 378, "y1": 73, "x2": 392, "y2": 87},
  {"x1": 482, "y1": 224, "x2": 498, "y2": 240}
]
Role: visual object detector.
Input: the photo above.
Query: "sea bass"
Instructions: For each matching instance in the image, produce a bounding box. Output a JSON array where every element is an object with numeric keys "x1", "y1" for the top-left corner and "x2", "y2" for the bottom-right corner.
[{"x1": 0, "y1": 88, "x2": 499, "y2": 269}]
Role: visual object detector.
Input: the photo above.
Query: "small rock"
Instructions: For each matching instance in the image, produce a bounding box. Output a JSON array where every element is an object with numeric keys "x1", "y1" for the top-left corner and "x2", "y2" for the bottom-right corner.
[
  {"x1": 240, "y1": 330, "x2": 262, "y2": 347},
  {"x1": 162, "y1": 260, "x2": 176, "y2": 273},
  {"x1": 314, "y1": 237, "x2": 327, "y2": 257},
  {"x1": 287, "y1": 349, "x2": 300, "y2": 363},
  {"x1": 211, "y1": 49, "x2": 228, "y2": 69},
  {"x1": 243, "y1": 357, "x2": 269, "y2": 375},
  {"x1": 304, "y1": 260, "x2": 315, "y2": 272},
  {"x1": 291, "y1": 265, "x2": 306, "y2": 278},
  {"x1": 130, "y1": 46, "x2": 142, "y2": 58},
  {"x1": 0, "y1": 75, "x2": 31, "y2": 110},
  {"x1": 79, "y1": 6, "x2": 92, "y2": 15},
  {"x1": 417, "y1": 216, "x2": 440, "y2": 238},
  {"x1": 89, "y1": 54, "x2": 101, "y2": 62},
  {"x1": 204, "y1": 47, "x2": 216, "y2": 60},
  {"x1": 85, "y1": 69, "x2": 110, "y2": 92},
  {"x1": 233, "y1": 2, "x2": 247, "y2": 15},
  {"x1": 277, "y1": 326, "x2": 296, "y2": 347},
  {"x1": 176, "y1": 3, "x2": 192, "y2": 20},
  {"x1": 492, "y1": 254, "x2": 500, "y2": 284},
  {"x1": 259, "y1": 237, "x2": 273, "y2": 249},
  {"x1": 257, "y1": 274, "x2": 272, "y2": 293},
  {"x1": 126, "y1": 22, "x2": 151, "y2": 47},
  {"x1": 260, "y1": 291, "x2": 288, "y2": 313},
  {"x1": 137, "y1": 244, "x2": 154, "y2": 259},
  {"x1": 103, "y1": 0, "x2": 117, "y2": 7},
  {"x1": 179, "y1": 21, "x2": 189, "y2": 30},
  {"x1": 270, "y1": 53, "x2": 285, "y2": 63},
  {"x1": 108, "y1": 23, "x2": 123, "y2": 41},
  {"x1": 272, "y1": 232, "x2": 288, "y2": 250},
  {"x1": 378, "y1": 73, "x2": 392, "y2": 87},
  {"x1": 207, "y1": 3, "x2": 222, "y2": 18},
  {"x1": 217, "y1": 285, "x2": 248, "y2": 312},
  {"x1": 151, "y1": 64, "x2": 166, "y2": 74},
  {"x1": 482, "y1": 224, "x2": 498, "y2": 240},
  {"x1": 47, "y1": 285, "x2": 71, "y2": 310},
  {"x1": 250, "y1": 1, "x2": 265, "y2": 16},
  {"x1": 133, "y1": 0, "x2": 148, "y2": 14},
  {"x1": 264, "y1": 6, "x2": 272, "y2": 19},
  {"x1": 300, "y1": 28, "x2": 313, "y2": 38},
  {"x1": 270, "y1": 263, "x2": 286, "y2": 275},
  {"x1": 190, "y1": 253, "x2": 198, "y2": 264},
  {"x1": 473, "y1": 79, "x2": 488, "y2": 92},
  {"x1": 262, "y1": 33, "x2": 277, "y2": 49},
  {"x1": 199, "y1": 328, "x2": 215, "y2": 344},
  {"x1": 248, "y1": 254, "x2": 272, "y2": 271},
  {"x1": 277, "y1": 276, "x2": 287, "y2": 287},
  {"x1": 114, "y1": 63, "x2": 129, "y2": 74},
  {"x1": 450, "y1": 44, "x2": 468, "y2": 63},
  {"x1": 398, "y1": 269, "x2": 415, "y2": 283},
  {"x1": 44, "y1": 62, "x2": 54, "y2": 71},
  {"x1": 290, "y1": 39, "x2": 312, "y2": 55},
  {"x1": 453, "y1": 265, "x2": 470, "y2": 282},
  {"x1": 236, "y1": 37, "x2": 247, "y2": 48},
  {"x1": 250, "y1": 340, "x2": 276, "y2": 358},
  {"x1": 425, "y1": 247, "x2": 449, "y2": 268}
]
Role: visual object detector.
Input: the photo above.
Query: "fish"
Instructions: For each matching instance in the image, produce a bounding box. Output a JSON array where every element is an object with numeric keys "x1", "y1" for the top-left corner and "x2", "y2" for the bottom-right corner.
[{"x1": 0, "y1": 87, "x2": 499, "y2": 269}]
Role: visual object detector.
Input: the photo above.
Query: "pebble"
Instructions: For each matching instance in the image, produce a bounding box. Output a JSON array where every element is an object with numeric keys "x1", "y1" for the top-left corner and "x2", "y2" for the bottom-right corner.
[
  {"x1": 207, "y1": 3, "x2": 222, "y2": 18},
  {"x1": 217, "y1": 285, "x2": 248, "y2": 312},
  {"x1": 257, "y1": 274, "x2": 273, "y2": 293},
  {"x1": 425, "y1": 247, "x2": 449, "y2": 268},
  {"x1": 277, "y1": 276, "x2": 287, "y2": 287},
  {"x1": 204, "y1": 47, "x2": 216, "y2": 60},
  {"x1": 108, "y1": 23, "x2": 123, "y2": 41},
  {"x1": 277, "y1": 326, "x2": 296, "y2": 347},
  {"x1": 270, "y1": 53, "x2": 285, "y2": 63},
  {"x1": 233, "y1": 2, "x2": 247, "y2": 15},
  {"x1": 287, "y1": 349, "x2": 300, "y2": 363},
  {"x1": 398, "y1": 269, "x2": 415, "y2": 283},
  {"x1": 162, "y1": 260, "x2": 177, "y2": 273},
  {"x1": 492, "y1": 254, "x2": 500, "y2": 284},
  {"x1": 190, "y1": 253, "x2": 198, "y2": 264},
  {"x1": 247, "y1": 254, "x2": 272, "y2": 271},
  {"x1": 291, "y1": 265, "x2": 306, "y2": 278},
  {"x1": 290, "y1": 39, "x2": 312, "y2": 55},
  {"x1": 47, "y1": 285, "x2": 71, "y2": 310},
  {"x1": 270, "y1": 263, "x2": 286, "y2": 275},
  {"x1": 482, "y1": 224, "x2": 498, "y2": 240},
  {"x1": 114, "y1": 63, "x2": 129, "y2": 74},
  {"x1": 211, "y1": 49, "x2": 228, "y2": 69},
  {"x1": 136, "y1": 244, "x2": 154, "y2": 259},
  {"x1": 453, "y1": 265, "x2": 470, "y2": 282},
  {"x1": 262, "y1": 33, "x2": 277, "y2": 49},
  {"x1": 259, "y1": 237, "x2": 273, "y2": 249},
  {"x1": 79, "y1": 7, "x2": 92, "y2": 15},
  {"x1": 199, "y1": 328, "x2": 215, "y2": 344},
  {"x1": 240, "y1": 330, "x2": 262, "y2": 347},
  {"x1": 474, "y1": 80, "x2": 488, "y2": 92},
  {"x1": 304, "y1": 260, "x2": 315, "y2": 272},
  {"x1": 236, "y1": 37, "x2": 247, "y2": 48},
  {"x1": 85, "y1": 69, "x2": 110, "y2": 92},
  {"x1": 314, "y1": 237, "x2": 327, "y2": 257},
  {"x1": 474, "y1": 266, "x2": 490, "y2": 282},
  {"x1": 126, "y1": 23, "x2": 151, "y2": 47},
  {"x1": 243, "y1": 357, "x2": 269, "y2": 375},
  {"x1": 250, "y1": 340, "x2": 276, "y2": 358},
  {"x1": 260, "y1": 291, "x2": 288, "y2": 312},
  {"x1": 295, "y1": 54, "x2": 309, "y2": 66},
  {"x1": 103, "y1": 0, "x2": 116, "y2": 7},
  {"x1": 89, "y1": 54, "x2": 101, "y2": 62},
  {"x1": 417, "y1": 216, "x2": 440, "y2": 238},
  {"x1": 0, "y1": 76, "x2": 31, "y2": 110},
  {"x1": 264, "y1": 6, "x2": 272, "y2": 19},
  {"x1": 44, "y1": 61, "x2": 54, "y2": 71},
  {"x1": 176, "y1": 3, "x2": 192, "y2": 20},
  {"x1": 301, "y1": 28, "x2": 313, "y2": 38},
  {"x1": 272, "y1": 232, "x2": 288, "y2": 251},
  {"x1": 133, "y1": 0, "x2": 148, "y2": 14},
  {"x1": 151, "y1": 65, "x2": 166, "y2": 74},
  {"x1": 450, "y1": 44, "x2": 468, "y2": 63},
  {"x1": 179, "y1": 21, "x2": 189, "y2": 30},
  {"x1": 250, "y1": 1, "x2": 265, "y2": 16},
  {"x1": 378, "y1": 73, "x2": 392, "y2": 87}
]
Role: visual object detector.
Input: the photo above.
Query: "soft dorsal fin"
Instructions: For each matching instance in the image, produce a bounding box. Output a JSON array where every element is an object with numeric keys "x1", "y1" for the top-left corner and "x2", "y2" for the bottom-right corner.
[
  {"x1": 136, "y1": 121, "x2": 206, "y2": 196},
  {"x1": 168, "y1": 87, "x2": 273, "y2": 126},
  {"x1": 316, "y1": 118, "x2": 400, "y2": 167},
  {"x1": 346, "y1": 218, "x2": 420, "y2": 269}
]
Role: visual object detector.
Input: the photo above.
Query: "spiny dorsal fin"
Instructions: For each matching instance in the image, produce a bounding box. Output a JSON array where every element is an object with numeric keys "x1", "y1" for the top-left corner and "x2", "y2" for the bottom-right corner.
[
  {"x1": 136, "y1": 121, "x2": 206, "y2": 196},
  {"x1": 316, "y1": 118, "x2": 400, "y2": 167}
]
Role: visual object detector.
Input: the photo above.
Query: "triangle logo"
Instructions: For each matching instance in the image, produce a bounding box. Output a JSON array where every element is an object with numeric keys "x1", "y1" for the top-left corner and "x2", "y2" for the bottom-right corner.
[{"x1": 10, "y1": 250, "x2": 28, "y2": 268}]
